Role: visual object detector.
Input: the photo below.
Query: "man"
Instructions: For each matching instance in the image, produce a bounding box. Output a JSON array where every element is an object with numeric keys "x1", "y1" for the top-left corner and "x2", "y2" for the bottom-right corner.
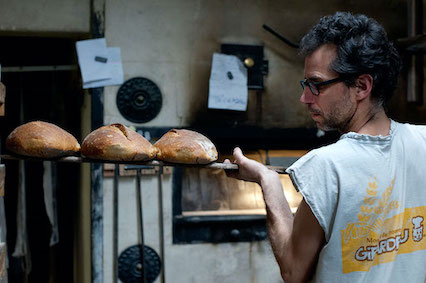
[{"x1": 226, "y1": 12, "x2": 426, "y2": 282}]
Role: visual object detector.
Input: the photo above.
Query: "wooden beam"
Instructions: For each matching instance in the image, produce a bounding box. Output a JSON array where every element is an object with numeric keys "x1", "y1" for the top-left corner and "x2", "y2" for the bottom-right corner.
[
  {"x1": 0, "y1": 82, "x2": 5, "y2": 116},
  {"x1": 0, "y1": 165, "x2": 4, "y2": 197},
  {"x1": 406, "y1": 0, "x2": 424, "y2": 104}
]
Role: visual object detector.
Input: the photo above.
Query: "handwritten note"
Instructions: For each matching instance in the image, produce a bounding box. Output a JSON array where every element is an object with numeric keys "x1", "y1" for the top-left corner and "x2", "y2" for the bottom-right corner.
[
  {"x1": 82, "y1": 47, "x2": 124, "y2": 89},
  {"x1": 76, "y1": 38, "x2": 111, "y2": 84},
  {"x1": 208, "y1": 53, "x2": 248, "y2": 111}
]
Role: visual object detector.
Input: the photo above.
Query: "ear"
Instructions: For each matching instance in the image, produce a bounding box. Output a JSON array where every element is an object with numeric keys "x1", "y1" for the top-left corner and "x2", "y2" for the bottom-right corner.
[{"x1": 354, "y1": 74, "x2": 373, "y2": 101}]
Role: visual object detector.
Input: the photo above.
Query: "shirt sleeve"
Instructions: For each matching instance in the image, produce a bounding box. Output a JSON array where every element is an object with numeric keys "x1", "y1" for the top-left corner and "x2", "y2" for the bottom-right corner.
[{"x1": 285, "y1": 149, "x2": 339, "y2": 241}]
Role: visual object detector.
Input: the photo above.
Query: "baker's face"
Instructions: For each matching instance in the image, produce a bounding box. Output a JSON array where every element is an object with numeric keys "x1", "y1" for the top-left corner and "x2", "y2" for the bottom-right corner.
[{"x1": 300, "y1": 44, "x2": 357, "y2": 132}]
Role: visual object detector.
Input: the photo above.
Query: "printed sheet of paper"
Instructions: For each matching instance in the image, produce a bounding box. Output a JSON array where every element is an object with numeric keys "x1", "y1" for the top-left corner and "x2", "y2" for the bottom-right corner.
[{"x1": 208, "y1": 53, "x2": 248, "y2": 111}]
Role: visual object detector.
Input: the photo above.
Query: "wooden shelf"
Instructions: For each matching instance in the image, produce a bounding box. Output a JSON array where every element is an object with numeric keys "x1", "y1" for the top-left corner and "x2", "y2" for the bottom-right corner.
[{"x1": 397, "y1": 34, "x2": 426, "y2": 52}]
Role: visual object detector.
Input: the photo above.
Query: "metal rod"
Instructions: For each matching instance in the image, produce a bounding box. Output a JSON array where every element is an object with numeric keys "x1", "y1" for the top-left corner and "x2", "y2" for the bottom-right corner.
[
  {"x1": 262, "y1": 24, "x2": 300, "y2": 49},
  {"x1": 1, "y1": 65, "x2": 78, "y2": 73},
  {"x1": 91, "y1": 163, "x2": 103, "y2": 283},
  {"x1": 125, "y1": 165, "x2": 155, "y2": 171},
  {"x1": 90, "y1": 0, "x2": 106, "y2": 280},
  {"x1": 113, "y1": 165, "x2": 119, "y2": 283},
  {"x1": 1, "y1": 155, "x2": 288, "y2": 174},
  {"x1": 136, "y1": 169, "x2": 147, "y2": 283},
  {"x1": 157, "y1": 166, "x2": 165, "y2": 283},
  {"x1": 90, "y1": 84, "x2": 105, "y2": 283}
]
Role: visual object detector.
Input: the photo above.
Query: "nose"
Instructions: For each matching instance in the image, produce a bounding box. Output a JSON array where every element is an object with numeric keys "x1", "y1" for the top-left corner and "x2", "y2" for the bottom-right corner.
[{"x1": 300, "y1": 88, "x2": 315, "y2": 104}]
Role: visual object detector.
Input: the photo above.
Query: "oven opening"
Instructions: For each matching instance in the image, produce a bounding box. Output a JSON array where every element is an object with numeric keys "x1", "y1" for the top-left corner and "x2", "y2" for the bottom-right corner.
[{"x1": 173, "y1": 150, "x2": 304, "y2": 244}]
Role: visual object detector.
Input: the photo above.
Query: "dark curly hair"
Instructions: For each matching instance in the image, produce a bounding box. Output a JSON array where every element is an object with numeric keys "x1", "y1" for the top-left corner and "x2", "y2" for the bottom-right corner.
[{"x1": 299, "y1": 12, "x2": 401, "y2": 106}]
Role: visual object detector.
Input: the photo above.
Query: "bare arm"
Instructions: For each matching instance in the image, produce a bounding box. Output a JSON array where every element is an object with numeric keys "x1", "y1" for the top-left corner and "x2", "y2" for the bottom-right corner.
[{"x1": 226, "y1": 148, "x2": 325, "y2": 282}]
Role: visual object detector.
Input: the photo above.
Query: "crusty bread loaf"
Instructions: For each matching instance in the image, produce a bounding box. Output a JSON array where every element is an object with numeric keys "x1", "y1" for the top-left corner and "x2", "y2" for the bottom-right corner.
[
  {"x1": 154, "y1": 129, "x2": 218, "y2": 164},
  {"x1": 6, "y1": 121, "x2": 81, "y2": 158},
  {"x1": 81, "y1": 123, "x2": 157, "y2": 161}
]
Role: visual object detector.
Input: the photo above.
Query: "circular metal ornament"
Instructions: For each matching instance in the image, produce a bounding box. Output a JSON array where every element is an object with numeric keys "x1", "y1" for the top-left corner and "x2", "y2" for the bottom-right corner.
[
  {"x1": 118, "y1": 244, "x2": 161, "y2": 283},
  {"x1": 116, "y1": 77, "x2": 162, "y2": 123}
]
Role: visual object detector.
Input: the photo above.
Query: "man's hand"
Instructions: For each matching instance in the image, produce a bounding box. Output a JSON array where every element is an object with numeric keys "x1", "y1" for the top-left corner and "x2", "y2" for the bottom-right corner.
[{"x1": 224, "y1": 147, "x2": 271, "y2": 184}]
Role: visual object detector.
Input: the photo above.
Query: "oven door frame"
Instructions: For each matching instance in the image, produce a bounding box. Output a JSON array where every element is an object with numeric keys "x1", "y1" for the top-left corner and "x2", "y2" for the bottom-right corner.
[{"x1": 172, "y1": 166, "x2": 268, "y2": 244}]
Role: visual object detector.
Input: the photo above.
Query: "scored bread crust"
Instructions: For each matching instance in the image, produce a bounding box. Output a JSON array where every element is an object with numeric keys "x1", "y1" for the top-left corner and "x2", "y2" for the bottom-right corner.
[
  {"x1": 81, "y1": 123, "x2": 157, "y2": 161},
  {"x1": 154, "y1": 129, "x2": 218, "y2": 164},
  {"x1": 6, "y1": 121, "x2": 81, "y2": 158}
]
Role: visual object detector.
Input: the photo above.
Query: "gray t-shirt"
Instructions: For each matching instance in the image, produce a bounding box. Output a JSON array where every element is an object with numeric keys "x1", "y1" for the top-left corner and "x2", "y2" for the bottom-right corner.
[{"x1": 286, "y1": 120, "x2": 426, "y2": 282}]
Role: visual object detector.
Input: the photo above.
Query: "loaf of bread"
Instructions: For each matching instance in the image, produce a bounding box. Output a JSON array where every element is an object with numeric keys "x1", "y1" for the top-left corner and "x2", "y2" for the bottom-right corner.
[
  {"x1": 6, "y1": 121, "x2": 81, "y2": 158},
  {"x1": 154, "y1": 129, "x2": 218, "y2": 164},
  {"x1": 81, "y1": 123, "x2": 157, "y2": 161}
]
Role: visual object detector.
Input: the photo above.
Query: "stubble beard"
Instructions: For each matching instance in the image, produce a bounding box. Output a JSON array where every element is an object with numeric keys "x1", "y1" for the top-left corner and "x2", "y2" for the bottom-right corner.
[{"x1": 310, "y1": 99, "x2": 355, "y2": 133}]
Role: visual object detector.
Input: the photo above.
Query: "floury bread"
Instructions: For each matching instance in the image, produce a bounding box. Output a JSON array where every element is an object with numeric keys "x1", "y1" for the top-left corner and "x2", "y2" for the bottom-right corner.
[
  {"x1": 81, "y1": 123, "x2": 157, "y2": 161},
  {"x1": 6, "y1": 121, "x2": 80, "y2": 158},
  {"x1": 154, "y1": 129, "x2": 218, "y2": 164}
]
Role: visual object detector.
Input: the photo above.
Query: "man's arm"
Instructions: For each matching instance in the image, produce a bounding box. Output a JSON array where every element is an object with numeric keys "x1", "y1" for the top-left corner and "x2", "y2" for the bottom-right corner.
[{"x1": 226, "y1": 148, "x2": 325, "y2": 282}]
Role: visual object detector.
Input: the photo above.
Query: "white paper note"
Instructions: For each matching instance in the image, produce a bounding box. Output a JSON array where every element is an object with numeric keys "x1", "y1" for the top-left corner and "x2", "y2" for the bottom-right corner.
[
  {"x1": 208, "y1": 53, "x2": 248, "y2": 111},
  {"x1": 76, "y1": 38, "x2": 111, "y2": 84},
  {"x1": 83, "y1": 47, "x2": 124, "y2": 89}
]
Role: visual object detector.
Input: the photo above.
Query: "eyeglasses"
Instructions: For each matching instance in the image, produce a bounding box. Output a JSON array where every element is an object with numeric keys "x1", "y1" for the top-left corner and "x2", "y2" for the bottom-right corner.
[{"x1": 300, "y1": 77, "x2": 347, "y2": 96}]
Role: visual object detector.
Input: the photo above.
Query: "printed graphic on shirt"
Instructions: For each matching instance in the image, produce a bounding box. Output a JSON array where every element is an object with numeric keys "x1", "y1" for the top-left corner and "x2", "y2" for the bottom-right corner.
[
  {"x1": 412, "y1": 216, "x2": 424, "y2": 242},
  {"x1": 340, "y1": 177, "x2": 426, "y2": 273}
]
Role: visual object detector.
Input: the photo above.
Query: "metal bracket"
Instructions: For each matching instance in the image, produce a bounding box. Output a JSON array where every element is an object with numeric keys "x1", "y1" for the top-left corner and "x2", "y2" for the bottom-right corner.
[{"x1": 221, "y1": 44, "x2": 268, "y2": 90}]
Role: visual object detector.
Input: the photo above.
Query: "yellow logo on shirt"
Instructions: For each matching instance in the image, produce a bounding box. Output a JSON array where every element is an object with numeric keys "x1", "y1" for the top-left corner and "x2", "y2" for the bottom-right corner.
[{"x1": 340, "y1": 178, "x2": 426, "y2": 273}]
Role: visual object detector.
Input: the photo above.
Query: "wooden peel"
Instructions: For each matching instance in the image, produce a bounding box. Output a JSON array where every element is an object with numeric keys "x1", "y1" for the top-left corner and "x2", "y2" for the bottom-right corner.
[{"x1": 1, "y1": 154, "x2": 288, "y2": 174}]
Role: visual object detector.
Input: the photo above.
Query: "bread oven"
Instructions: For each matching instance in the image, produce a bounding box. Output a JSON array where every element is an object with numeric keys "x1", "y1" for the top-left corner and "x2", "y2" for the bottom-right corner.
[
  {"x1": 173, "y1": 158, "x2": 302, "y2": 244},
  {"x1": 170, "y1": 128, "x2": 338, "y2": 244},
  {"x1": 131, "y1": 126, "x2": 337, "y2": 246}
]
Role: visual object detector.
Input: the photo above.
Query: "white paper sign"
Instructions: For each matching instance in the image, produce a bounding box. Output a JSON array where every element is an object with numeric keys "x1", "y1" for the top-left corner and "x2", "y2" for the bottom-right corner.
[
  {"x1": 76, "y1": 38, "x2": 111, "y2": 84},
  {"x1": 83, "y1": 47, "x2": 124, "y2": 89},
  {"x1": 208, "y1": 53, "x2": 248, "y2": 111}
]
